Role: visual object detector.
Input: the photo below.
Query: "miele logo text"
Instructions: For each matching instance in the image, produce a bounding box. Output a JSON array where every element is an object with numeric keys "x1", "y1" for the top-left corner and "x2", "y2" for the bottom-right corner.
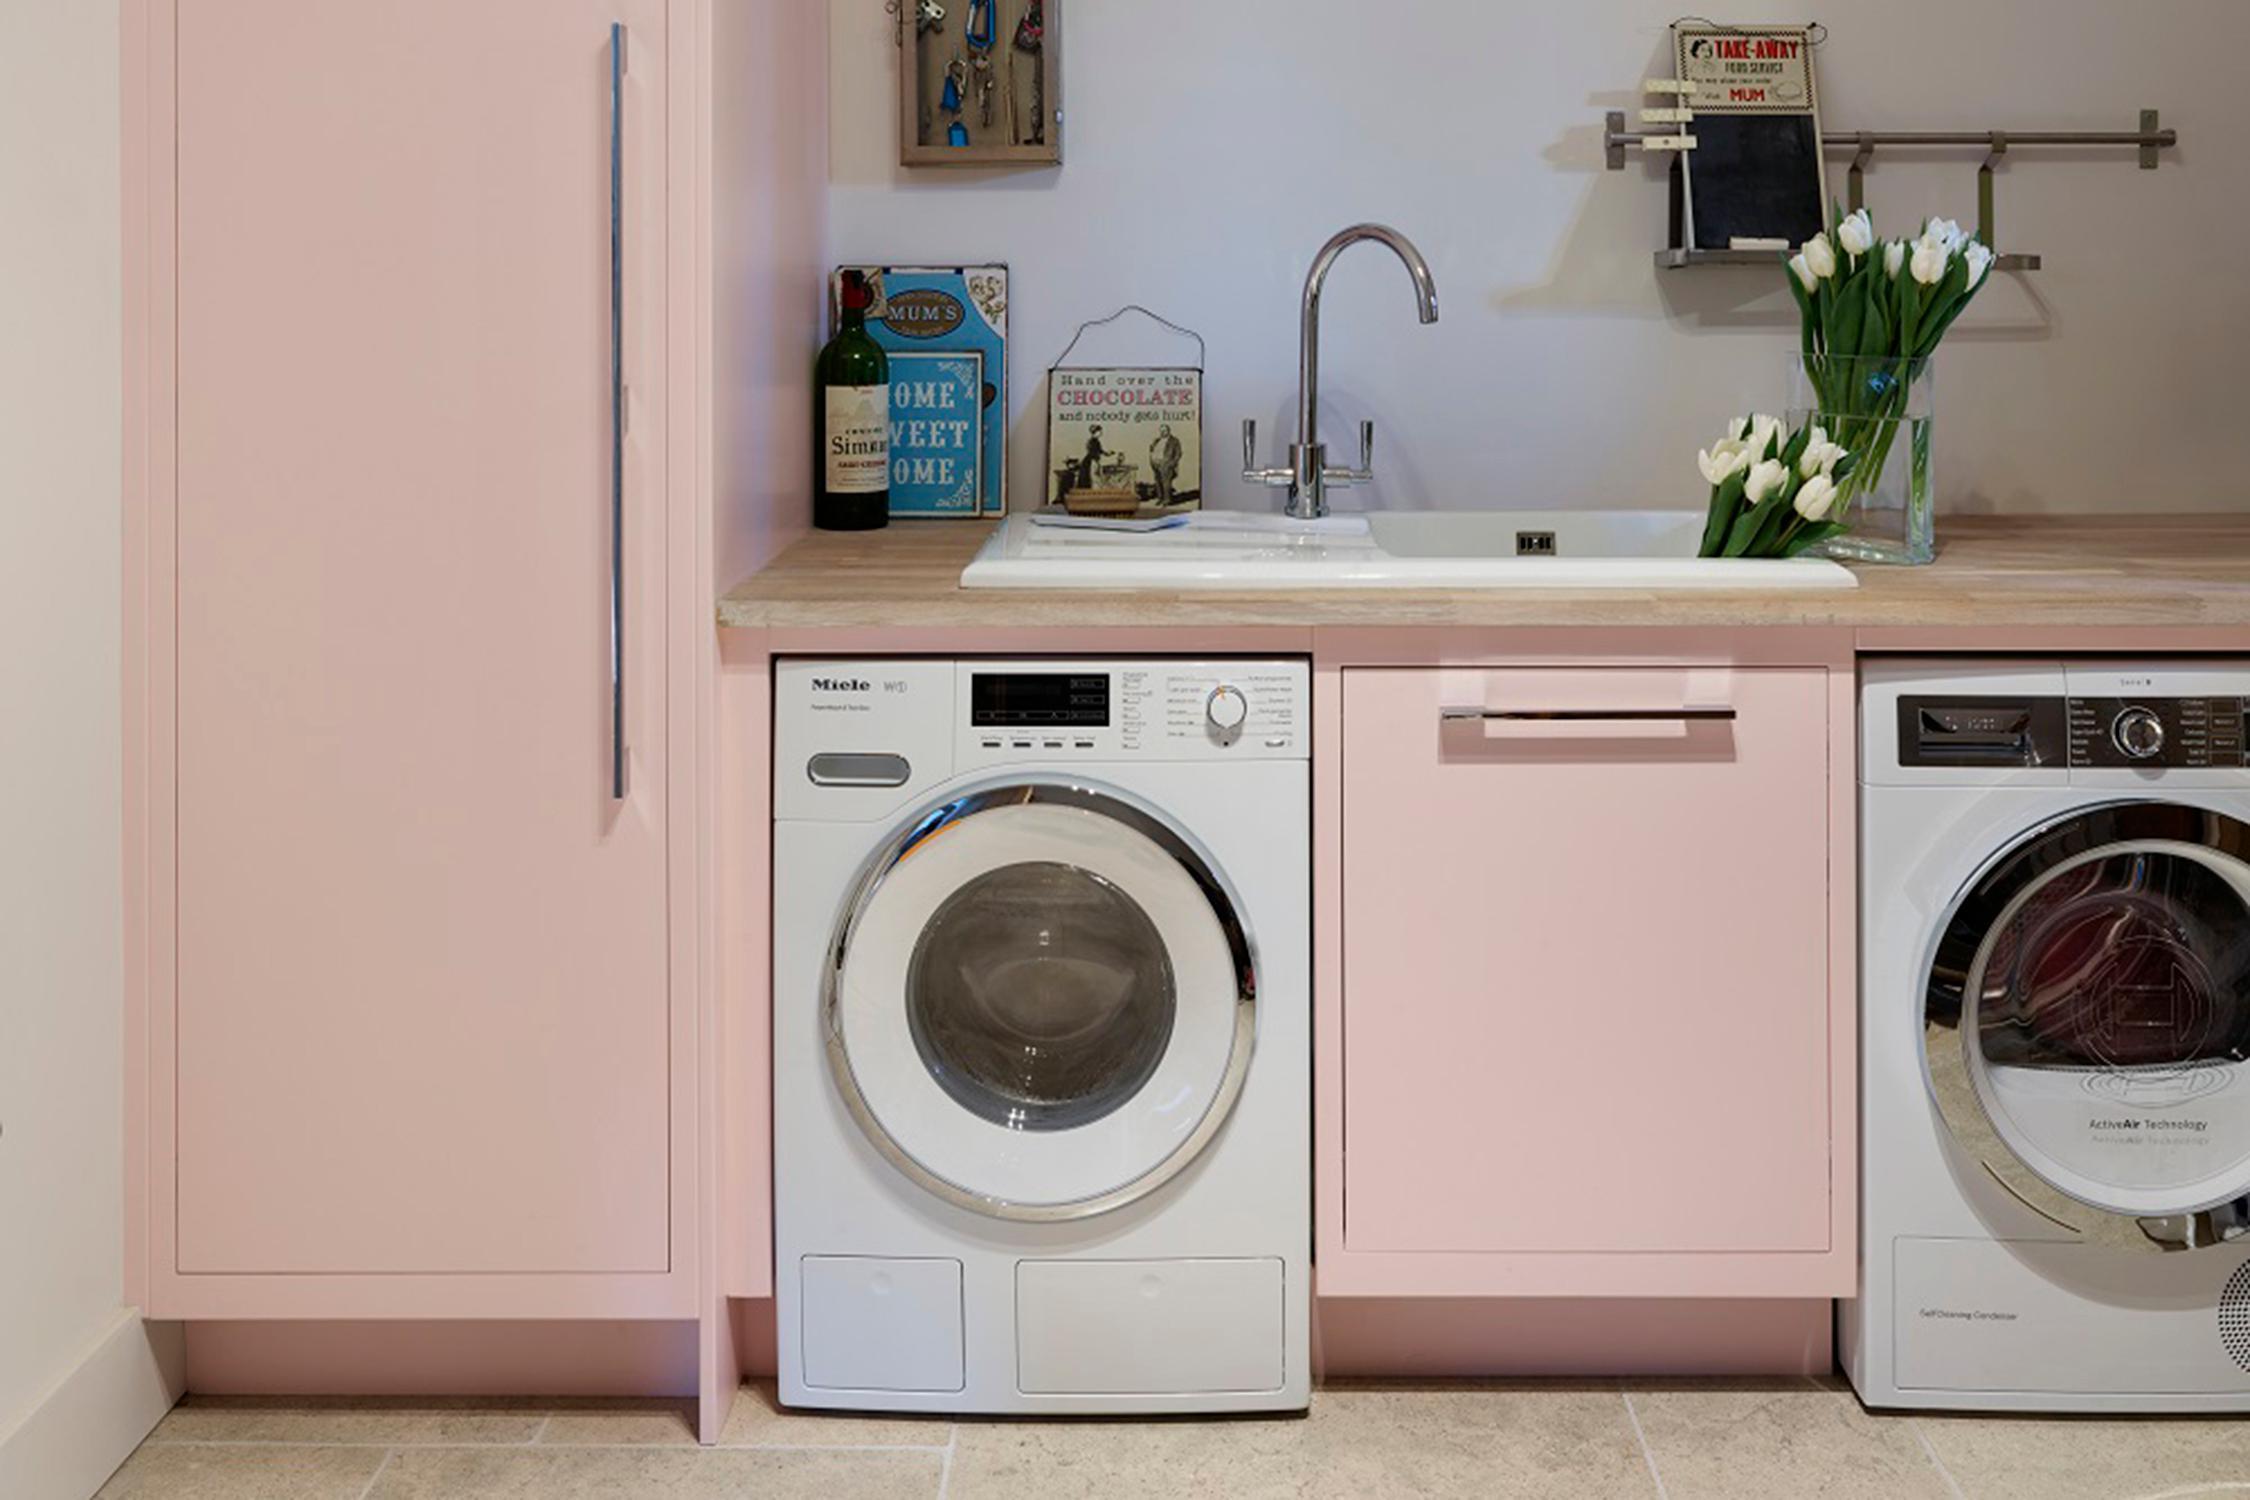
[{"x1": 811, "y1": 678, "x2": 871, "y2": 694}]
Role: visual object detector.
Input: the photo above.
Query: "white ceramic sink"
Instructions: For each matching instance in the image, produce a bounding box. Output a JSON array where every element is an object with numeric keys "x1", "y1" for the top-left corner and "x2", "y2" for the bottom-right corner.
[{"x1": 960, "y1": 510, "x2": 1859, "y2": 591}]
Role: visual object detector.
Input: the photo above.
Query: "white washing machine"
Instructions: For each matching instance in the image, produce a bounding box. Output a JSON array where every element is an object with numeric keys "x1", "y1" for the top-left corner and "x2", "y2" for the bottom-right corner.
[
  {"x1": 771, "y1": 659, "x2": 1310, "y2": 1414},
  {"x1": 1846, "y1": 659, "x2": 2250, "y2": 1412}
]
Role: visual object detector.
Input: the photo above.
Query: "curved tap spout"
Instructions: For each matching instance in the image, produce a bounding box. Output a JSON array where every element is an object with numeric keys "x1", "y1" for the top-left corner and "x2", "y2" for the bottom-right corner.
[{"x1": 1294, "y1": 225, "x2": 1440, "y2": 516}]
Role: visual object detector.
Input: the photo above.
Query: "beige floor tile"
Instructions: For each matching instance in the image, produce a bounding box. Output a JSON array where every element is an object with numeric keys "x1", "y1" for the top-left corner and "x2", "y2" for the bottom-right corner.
[
  {"x1": 1312, "y1": 1382, "x2": 1655, "y2": 1499},
  {"x1": 947, "y1": 1381, "x2": 1654, "y2": 1500},
  {"x1": 944, "y1": 1412, "x2": 1314, "y2": 1500},
  {"x1": 1917, "y1": 1414, "x2": 2250, "y2": 1500},
  {"x1": 149, "y1": 1394, "x2": 546, "y2": 1446},
  {"x1": 1628, "y1": 1380, "x2": 1952, "y2": 1500},
  {"x1": 718, "y1": 1381, "x2": 955, "y2": 1448},
  {"x1": 96, "y1": 1444, "x2": 389, "y2": 1499},
  {"x1": 364, "y1": 1444, "x2": 943, "y2": 1499},
  {"x1": 537, "y1": 1398, "x2": 700, "y2": 1446}
]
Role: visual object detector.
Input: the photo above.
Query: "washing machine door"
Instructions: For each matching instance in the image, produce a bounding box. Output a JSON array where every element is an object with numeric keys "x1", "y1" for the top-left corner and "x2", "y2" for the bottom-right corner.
[
  {"x1": 824, "y1": 780, "x2": 1256, "y2": 1222},
  {"x1": 1925, "y1": 802, "x2": 2250, "y2": 1250}
]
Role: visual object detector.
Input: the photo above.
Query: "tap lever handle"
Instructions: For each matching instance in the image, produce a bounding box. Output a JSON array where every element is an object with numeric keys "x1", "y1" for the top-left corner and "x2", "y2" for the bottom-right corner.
[
  {"x1": 1242, "y1": 417, "x2": 1259, "y2": 473},
  {"x1": 1359, "y1": 419, "x2": 1376, "y2": 474}
]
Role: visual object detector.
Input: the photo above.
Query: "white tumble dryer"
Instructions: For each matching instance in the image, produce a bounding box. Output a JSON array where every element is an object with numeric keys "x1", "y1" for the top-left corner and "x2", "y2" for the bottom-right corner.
[
  {"x1": 1847, "y1": 659, "x2": 2250, "y2": 1412},
  {"x1": 771, "y1": 659, "x2": 1310, "y2": 1415}
]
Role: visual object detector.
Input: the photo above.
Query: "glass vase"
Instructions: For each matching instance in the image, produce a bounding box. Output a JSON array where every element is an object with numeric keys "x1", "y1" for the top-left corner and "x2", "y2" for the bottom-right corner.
[{"x1": 1786, "y1": 355, "x2": 1935, "y2": 566}]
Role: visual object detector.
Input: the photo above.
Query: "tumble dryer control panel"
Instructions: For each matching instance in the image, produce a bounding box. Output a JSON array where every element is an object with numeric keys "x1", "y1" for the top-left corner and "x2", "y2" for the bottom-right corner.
[
  {"x1": 1900, "y1": 694, "x2": 2250, "y2": 770},
  {"x1": 959, "y1": 659, "x2": 1309, "y2": 764},
  {"x1": 2066, "y1": 695, "x2": 2248, "y2": 769},
  {"x1": 1878, "y1": 661, "x2": 2250, "y2": 784}
]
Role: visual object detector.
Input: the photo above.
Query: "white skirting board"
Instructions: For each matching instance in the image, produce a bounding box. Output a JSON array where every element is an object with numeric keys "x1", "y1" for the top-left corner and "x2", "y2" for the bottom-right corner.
[{"x1": 0, "y1": 1310, "x2": 184, "y2": 1500}]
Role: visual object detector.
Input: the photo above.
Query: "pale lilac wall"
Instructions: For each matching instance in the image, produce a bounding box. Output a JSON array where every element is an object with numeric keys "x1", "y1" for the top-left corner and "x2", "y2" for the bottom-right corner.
[
  {"x1": 826, "y1": 0, "x2": 2250, "y2": 517},
  {"x1": 0, "y1": 6, "x2": 182, "y2": 1493},
  {"x1": 0, "y1": 0, "x2": 128, "y2": 1432}
]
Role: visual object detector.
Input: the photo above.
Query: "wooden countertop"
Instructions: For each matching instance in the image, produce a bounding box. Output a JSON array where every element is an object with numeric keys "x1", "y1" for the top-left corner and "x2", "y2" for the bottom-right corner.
[{"x1": 718, "y1": 515, "x2": 2250, "y2": 635}]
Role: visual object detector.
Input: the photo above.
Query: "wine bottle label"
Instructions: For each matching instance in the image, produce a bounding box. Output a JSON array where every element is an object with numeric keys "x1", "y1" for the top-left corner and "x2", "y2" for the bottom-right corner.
[{"x1": 825, "y1": 386, "x2": 891, "y2": 495}]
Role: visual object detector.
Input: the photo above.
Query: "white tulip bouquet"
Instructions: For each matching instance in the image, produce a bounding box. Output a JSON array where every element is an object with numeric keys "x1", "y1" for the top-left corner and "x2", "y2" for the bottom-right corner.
[
  {"x1": 1784, "y1": 210, "x2": 1994, "y2": 533},
  {"x1": 1695, "y1": 412, "x2": 1861, "y2": 559}
]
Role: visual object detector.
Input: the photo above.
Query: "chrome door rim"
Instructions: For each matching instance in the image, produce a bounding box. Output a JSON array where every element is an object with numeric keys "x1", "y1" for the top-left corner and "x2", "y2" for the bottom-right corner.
[
  {"x1": 1924, "y1": 800, "x2": 2250, "y2": 1251},
  {"x1": 823, "y1": 779, "x2": 1258, "y2": 1223}
]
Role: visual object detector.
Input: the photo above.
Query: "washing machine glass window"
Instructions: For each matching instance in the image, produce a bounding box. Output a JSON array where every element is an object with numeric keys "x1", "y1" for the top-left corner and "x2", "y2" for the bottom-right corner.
[
  {"x1": 826, "y1": 782, "x2": 1256, "y2": 1222},
  {"x1": 1927, "y1": 803, "x2": 2250, "y2": 1240},
  {"x1": 906, "y1": 860, "x2": 1178, "y2": 1133}
]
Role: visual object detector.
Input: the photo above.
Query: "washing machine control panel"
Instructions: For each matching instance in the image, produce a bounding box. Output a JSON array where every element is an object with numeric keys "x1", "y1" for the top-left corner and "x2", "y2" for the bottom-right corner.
[{"x1": 958, "y1": 659, "x2": 1309, "y2": 764}]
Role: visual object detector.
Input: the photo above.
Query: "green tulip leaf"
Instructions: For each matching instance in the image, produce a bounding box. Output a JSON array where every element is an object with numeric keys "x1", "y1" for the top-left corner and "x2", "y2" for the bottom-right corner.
[
  {"x1": 1832, "y1": 273, "x2": 1868, "y2": 363},
  {"x1": 1782, "y1": 423, "x2": 1813, "y2": 471},
  {"x1": 1699, "y1": 469, "x2": 1748, "y2": 558}
]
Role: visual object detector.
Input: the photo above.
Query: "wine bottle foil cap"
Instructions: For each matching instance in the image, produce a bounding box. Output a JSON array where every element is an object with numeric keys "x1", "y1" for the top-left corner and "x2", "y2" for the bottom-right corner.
[{"x1": 840, "y1": 270, "x2": 874, "y2": 310}]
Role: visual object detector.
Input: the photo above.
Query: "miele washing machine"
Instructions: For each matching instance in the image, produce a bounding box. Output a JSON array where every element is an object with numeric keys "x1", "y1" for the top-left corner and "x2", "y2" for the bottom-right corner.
[
  {"x1": 1847, "y1": 658, "x2": 2250, "y2": 1412},
  {"x1": 770, "y1": 659, "x2": 1310, "y2": 1414}
]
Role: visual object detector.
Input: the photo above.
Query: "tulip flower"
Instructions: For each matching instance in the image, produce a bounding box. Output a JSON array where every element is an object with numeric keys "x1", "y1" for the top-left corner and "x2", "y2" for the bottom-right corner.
[
  {"x1": 1964, "y1": 242, "x2": 1994, "y2": 290},
  {"x1": 1768, "y1": 205, "x2": 1995, "y2": 560},
  {"x1": 1802, "y1": 233, "x2": 1838, "y2": 281},
  {"x1": 1745, "y1": 413, "x2": 1784, "y2": 460},
  {"x1": 1697, "y1": 414, "x2": 1860, "y2": 558},
  {"x1": 1698, "y1": 440, "x2": 1750, "y2": 487},
  {"x1": 1793, "y1": 472, "x2": 1838, "y2": 522},
  {"x1": 1837, "y1": 209, "x2": 1874, "y2": 260},
  {"x1": 1744, "y1": 458, "x2": 1788, "y2": 507}
]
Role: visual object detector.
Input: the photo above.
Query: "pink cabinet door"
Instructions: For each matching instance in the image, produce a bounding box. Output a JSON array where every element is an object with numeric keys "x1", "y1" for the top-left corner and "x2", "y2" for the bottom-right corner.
[
  {"x1": 1338, "y1": 668, "x2": 1833, "y2": 1265},
  {"x1": 169, "y1": 0, "x2": 672, "y2": 1275}
]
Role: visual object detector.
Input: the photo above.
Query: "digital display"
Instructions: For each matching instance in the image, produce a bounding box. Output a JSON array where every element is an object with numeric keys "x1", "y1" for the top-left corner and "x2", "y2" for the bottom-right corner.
[
  {"x1": 971, "y1": 673, "x2": 1110, "y2": 728},
  {"x1": 1900, "y1": 697, "x2": 2066, "y2": 768}
]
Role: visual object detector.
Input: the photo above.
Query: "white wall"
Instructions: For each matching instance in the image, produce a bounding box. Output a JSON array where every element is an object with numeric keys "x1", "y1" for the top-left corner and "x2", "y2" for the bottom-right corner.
[
  {"x1": 830, "y1": 0, "x2": 2250, "y2": 515},
  {"x1": 0, "y1": 0, "x2": 151, "y2": 1487}
]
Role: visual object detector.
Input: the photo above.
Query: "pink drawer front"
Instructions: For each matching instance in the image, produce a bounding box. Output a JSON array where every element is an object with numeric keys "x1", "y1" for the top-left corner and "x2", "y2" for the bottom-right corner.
[{"x1": 1336, "y1": 667, "x2": 1836, "y2": 1278}]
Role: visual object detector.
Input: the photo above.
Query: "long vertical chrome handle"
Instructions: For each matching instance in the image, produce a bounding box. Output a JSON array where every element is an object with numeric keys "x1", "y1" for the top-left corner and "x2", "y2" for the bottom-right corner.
[{"x1": 608, "y1": 22, "x2": 629, "y2": 801}]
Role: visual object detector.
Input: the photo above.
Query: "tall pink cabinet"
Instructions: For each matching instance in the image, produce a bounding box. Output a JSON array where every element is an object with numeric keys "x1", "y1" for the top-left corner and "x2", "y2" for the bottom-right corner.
[{"x1": 123, "y1": 0, "x2": 825, "y2": 1398}]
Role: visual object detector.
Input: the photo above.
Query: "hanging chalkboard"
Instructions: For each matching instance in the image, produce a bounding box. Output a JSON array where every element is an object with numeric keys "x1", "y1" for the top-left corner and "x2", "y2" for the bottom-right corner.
[
  {"x1": 1673, "y1": 23, "x2": 1827, "y2": 253},
  {"x1": 1683, "y1": 115, "x2": 1825, "y2": 250}
]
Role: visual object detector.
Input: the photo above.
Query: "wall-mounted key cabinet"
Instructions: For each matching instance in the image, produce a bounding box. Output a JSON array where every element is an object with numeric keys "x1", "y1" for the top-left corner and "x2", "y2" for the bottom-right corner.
[{"x1": 897, "y1": 0, "x2": 1060, "y2": 167}]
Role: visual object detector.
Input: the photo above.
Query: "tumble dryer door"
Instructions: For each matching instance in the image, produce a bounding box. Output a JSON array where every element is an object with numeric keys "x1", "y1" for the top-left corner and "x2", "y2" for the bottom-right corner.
[
  {"x1": 824, "y1": 780, "x2": 1256, "y2": 1222},
  {"x1": 1926, "y1": 802, "x2": 2250, "y2": 1249}
]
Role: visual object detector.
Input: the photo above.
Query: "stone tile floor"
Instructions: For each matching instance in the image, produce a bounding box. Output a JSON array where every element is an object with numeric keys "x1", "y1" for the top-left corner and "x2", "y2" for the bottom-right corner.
[{"x1": 96, "y1": 1378, "x2": 2249, "y2": 1499}]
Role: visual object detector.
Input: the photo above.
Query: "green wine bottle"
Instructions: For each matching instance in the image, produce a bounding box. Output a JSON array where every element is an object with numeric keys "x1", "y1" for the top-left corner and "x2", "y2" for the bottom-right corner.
[{"x1": 816, "y1": 270, "x2": 891, "y2": 531}]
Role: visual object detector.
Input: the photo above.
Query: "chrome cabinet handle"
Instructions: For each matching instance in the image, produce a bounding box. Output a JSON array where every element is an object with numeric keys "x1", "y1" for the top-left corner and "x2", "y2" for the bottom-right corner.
[
  {"x1": 608, "y1": 21, "x2": 629, "y2": 801},
  {"x1": 1440, "y1": 707, "x2": 1738, "y2": 724}
]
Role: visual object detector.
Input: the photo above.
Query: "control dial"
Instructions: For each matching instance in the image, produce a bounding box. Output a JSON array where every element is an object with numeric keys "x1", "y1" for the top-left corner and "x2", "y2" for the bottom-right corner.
[
  {"x1": 2111, "y1": 706, "x2": 2166, "y2": 762},
  {"x1": 1205, "y1": 685, "x2": 1250, "y2": 743}
]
